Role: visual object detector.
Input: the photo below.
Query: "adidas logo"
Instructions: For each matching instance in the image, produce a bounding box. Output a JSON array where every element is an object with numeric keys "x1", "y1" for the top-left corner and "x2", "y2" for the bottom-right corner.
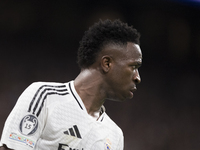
[{"x1": 64, "y1": 125, "x2": 82, "y2": 139}]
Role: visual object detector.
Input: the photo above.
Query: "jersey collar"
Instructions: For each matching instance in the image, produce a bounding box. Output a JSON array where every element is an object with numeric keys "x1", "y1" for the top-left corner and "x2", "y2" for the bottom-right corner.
[{"x1": 68, "y1": 81, "x2": 106, "y2": 122}]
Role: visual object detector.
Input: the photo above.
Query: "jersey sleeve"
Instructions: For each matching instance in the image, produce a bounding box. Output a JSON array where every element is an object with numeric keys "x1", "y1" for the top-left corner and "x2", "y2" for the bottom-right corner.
[{"x1": 0, "y1": 82, "x2": 48, "y2": 150}]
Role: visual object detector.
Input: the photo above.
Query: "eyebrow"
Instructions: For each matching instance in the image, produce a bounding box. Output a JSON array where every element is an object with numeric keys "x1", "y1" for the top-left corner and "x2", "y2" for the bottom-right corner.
[
  {"x1": 134, "y1": 61, "x2": 142, "y2": 68},
  {"x1": 136, "y1": 62, "x2": 142, "y2": 67}
]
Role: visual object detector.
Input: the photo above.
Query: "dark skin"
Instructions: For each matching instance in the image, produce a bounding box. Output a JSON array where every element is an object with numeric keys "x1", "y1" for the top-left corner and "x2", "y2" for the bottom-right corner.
[
  {"x1": 74, "y1": 42, "x2": 142, "y2": 116},
  {"x1": 0, "y1": 42, "x2": 142, "y2": 149}
]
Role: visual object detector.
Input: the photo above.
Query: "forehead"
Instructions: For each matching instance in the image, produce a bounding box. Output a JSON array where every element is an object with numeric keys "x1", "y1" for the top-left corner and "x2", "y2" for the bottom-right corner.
[
  {"x1": 119, "y1": 42, "x2": 142, "y2": 62},
  {"x1": 126, "y1": 42, "x2": 142, "y2": 55},
  {"x1": 100, "y1": 42, "x2": 142, "y2": 62}
]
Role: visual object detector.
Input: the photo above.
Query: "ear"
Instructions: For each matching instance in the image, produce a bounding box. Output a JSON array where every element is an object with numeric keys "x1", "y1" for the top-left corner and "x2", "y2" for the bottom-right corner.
[{"x1": 101, "y1": 55, "x2": 112, "y2": 73}]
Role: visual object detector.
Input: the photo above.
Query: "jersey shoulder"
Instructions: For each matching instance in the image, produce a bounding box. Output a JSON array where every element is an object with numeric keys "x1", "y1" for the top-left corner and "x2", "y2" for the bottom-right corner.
[
  {"x1": 18, "y1": 81, "x2": 71, "y2": 117},
  {"x1": 28, "y1": 81, "x2": 67, "y2": 89},
  {"x1": 24, "y1": 81, "x2": 70, "y2": 99},
  {"x1": 103, "y1": 113, "x2": 123, "y2": 135}
]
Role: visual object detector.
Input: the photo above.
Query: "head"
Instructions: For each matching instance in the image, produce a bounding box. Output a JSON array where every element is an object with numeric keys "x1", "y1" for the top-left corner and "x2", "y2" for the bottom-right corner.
[
  {"x1": 77, "y1": 19, "x2": 142, "y2": 101},
  {"x1": 77, "y1": 19, "x2": 140, "y2": 68}
]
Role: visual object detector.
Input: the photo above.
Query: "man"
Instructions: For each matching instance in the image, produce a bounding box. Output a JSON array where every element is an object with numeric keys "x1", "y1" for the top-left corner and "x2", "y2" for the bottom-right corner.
[{"x1": 0, "y1": 19, "x2": 142, "y2": 150}]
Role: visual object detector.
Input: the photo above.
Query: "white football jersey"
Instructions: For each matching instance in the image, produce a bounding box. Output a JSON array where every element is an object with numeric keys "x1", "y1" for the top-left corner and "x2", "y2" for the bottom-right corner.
[{"x1": 0, "y1": 81, "x2": 124, "y2": 150}]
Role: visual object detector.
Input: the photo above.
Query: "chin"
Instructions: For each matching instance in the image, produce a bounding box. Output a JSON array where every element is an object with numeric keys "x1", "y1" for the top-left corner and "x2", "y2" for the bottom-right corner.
[
  {"x1": 106, "y1": 92, "x2": 131, "y2": 102},
  {"x1": 107, "y1": 96, "x2": 128, "y2": 102}
]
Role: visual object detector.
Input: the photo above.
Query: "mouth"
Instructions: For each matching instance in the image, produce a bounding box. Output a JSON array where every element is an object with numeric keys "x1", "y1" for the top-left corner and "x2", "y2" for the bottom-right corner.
[
  {"x1": 130, "y1": 87, "x2": 137, "y2": 93},
  {"x1": 129, "y1": 87, "x2": 137, "y2": 97}
]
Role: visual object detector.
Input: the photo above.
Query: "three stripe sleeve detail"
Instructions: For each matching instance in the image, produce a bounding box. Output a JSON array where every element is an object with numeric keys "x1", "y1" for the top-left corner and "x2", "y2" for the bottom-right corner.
[{"x1": 28, "y1": 84, "x2": 69, "y2": 117}]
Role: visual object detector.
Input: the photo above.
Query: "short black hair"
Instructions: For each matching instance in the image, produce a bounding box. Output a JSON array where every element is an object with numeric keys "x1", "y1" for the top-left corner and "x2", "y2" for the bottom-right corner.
[{"x1": 77, "y1": 19, "x2": 140, "y2": 69}]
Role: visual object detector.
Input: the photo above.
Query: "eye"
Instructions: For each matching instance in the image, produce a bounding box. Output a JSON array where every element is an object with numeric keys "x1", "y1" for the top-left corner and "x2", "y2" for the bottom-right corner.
[
  {"x1": 132, "y1": 66, "x2": 136, "y2": 69},
  {"x1": 130, "y1": 62, "x2": 142, "y2": 70}
]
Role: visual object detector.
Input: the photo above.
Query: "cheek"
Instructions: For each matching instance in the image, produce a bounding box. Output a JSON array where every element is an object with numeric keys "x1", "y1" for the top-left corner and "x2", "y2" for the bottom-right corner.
[
  {"x1": 114, "y1": 68, "x2": 132, "y2": 84},
  {"x1": 107, "y1": 68, "x2": 124, "y2": 85},
  {"x1": 108, "y1": 64, "x2": 132, "y2": 85},
  {"x1": 113, "y1": 68, "x2": 126, "y2": 79},
  {"x1": 119, "y1": 68, "x2": 132, "y2": 79}
]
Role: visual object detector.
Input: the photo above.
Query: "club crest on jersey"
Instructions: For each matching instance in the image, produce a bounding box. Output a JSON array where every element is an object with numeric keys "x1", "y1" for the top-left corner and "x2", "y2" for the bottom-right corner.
[
  {"x1": 104, "y1": 138, "x2": 112, "y2": 150},
  {"x1": 19, "y1": 114, "x2": 38, "y2": 136}
]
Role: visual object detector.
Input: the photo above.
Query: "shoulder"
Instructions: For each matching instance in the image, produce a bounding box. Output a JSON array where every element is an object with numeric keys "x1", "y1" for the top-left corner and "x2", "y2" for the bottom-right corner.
[
  {"x1": 16, "y1": 81, "x2": 72, "y2": 117},
  {"x1": 25, "y1": 81, "x2": 72, "y2": 101},
  {"x1": 17, "y1": 81, "x2": 71, "y2": 105},
  {"x1": 24, "y1": 81, "x2": 70, "y2": 93},
  {"x1": 28, "y1": 81, "x2": 67, "y2": 88},
  {"x1": 103, "y1": 113, "x2": 123, "y2": 135}
]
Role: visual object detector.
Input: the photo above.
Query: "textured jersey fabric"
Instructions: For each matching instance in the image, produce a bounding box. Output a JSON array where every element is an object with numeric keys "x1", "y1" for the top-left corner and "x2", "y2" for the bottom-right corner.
[{"x1": 0, "y1": 81, "x2": 124, "y2": 150}]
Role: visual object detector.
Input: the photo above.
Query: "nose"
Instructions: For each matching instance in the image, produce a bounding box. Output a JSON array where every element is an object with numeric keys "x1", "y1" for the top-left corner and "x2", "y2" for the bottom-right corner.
[{"x1": 133, "y1": 69, "x2": 141, "y2": 84}]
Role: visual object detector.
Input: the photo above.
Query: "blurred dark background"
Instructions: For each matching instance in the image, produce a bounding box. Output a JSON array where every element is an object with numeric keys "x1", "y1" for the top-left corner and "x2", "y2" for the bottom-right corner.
[{"x1": 0, "y1": 0, "x2": 200, "y2": 149}]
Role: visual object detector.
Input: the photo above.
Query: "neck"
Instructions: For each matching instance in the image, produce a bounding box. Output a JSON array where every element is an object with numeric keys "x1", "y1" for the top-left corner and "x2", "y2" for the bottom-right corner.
[{"x1": 74, "y1": 69, "x2": 106, "y2": 117}]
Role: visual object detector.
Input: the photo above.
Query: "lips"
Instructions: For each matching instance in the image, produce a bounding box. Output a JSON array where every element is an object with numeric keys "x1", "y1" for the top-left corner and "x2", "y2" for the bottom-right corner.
[
  {"x1": 129, "y1": 87, "x2": 136, "y2": 98},
  {"x1": 130, "y1": 87, "x2": 137, "y2": 93}
]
